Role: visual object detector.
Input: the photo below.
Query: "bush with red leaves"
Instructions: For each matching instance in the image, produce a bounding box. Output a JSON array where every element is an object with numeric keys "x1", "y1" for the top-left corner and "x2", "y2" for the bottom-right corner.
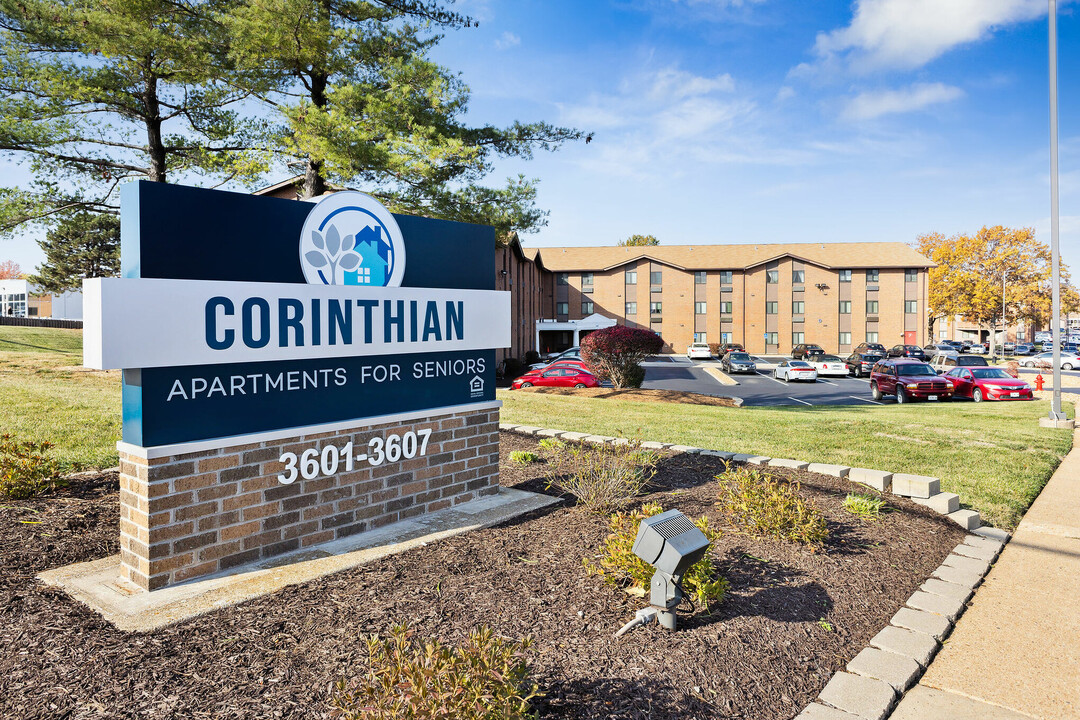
[{"x1": 580, "y1": 326, "x2": 664, "y2": 388}]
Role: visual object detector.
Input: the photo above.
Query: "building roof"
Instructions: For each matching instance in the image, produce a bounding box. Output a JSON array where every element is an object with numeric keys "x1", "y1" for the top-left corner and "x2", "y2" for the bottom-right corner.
[{"x1": 533, "y1": 242, "x2": 933, "y2": 272}]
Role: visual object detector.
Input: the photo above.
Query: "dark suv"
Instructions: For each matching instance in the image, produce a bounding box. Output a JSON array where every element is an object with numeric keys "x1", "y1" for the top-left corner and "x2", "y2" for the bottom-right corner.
[
  {"x1": 870, "y1": 359, "x2": 953, "y2": 403},
  {"x1": 721, "y1": 351, "x2": 756, "y2": 374},
  {"x1": 846, "y1": 351, "x2": 882, "y2": 378},
  {"x1": 792, "y1": 343, "x2": 825, "y2": 360},
  {"x1": 854, "y1": 342, "x2": 887, "y2": 356},
  {"x1": 887, "y1": 344, "x2": 928, "y2": 361}
]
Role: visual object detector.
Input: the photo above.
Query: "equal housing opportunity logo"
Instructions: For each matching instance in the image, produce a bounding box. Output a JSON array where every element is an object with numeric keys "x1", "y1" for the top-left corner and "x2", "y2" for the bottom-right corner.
[{"x1": 299, "y1": 191, "x2": 407, "y2": 287}]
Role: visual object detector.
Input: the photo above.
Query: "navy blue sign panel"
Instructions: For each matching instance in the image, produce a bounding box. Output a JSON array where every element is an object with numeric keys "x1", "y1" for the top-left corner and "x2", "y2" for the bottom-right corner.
[{"x1": 119, "y1": 181, "x2": 497, "y2": 446}]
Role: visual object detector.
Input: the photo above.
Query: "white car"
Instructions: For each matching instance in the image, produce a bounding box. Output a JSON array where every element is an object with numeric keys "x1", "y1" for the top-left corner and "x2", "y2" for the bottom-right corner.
[
  {"x1": 808, "y1": 354, "x2": 848, "y2": 377},
  {"x1": 774, "y1": 360, "x2": 818, "y2": 382},
  {"x1": 1022, "y1": 352, "x2": 1080, "y2": 370},
  {"x1": 686, "y1": 342, "x2": 712, "y2": 360}
]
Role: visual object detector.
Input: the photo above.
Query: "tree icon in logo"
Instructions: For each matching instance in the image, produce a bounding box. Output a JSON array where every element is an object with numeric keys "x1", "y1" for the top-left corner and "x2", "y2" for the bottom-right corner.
[{"x1": 304, "y1": 225, "x2": 362, "y2": 285}]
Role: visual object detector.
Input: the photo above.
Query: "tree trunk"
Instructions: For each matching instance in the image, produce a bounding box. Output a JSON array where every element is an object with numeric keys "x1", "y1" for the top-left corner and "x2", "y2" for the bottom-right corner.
[
  {"x1": 143, "y1": 62, "x2": 167, "y2": 183},
  {"x1": 301, "y1": 71, "x2": 329, "y2": 199}
]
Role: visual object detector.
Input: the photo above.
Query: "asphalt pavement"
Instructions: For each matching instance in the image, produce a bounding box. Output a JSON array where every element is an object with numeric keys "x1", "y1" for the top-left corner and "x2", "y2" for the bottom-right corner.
[{"x1": 641, "y1": 355, "x2": 1080, "y2": 408}]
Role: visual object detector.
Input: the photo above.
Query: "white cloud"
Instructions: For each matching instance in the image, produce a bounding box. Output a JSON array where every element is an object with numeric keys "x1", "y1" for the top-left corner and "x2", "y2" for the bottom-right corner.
[
  {"x1": 494, "y1": 31, "x2": 520, "y2": 51},
  {"x1": 645, "y1": 67, "x2": 734, "y2": 100},
  {"x1": 813, "y1": 0, "x2": 1045, "y2": 73},
  {"x1": 842, "y1": 82, "x2": 964, "y2": 121},
  {"x1": 775, "y1": 86, "x2": 796, "y2": 102}
]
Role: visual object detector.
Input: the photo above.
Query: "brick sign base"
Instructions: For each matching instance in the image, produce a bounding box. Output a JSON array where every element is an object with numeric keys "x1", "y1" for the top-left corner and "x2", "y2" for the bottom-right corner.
[{"x1": 117, "y1": 404, "x2": 500, "y2": 591}]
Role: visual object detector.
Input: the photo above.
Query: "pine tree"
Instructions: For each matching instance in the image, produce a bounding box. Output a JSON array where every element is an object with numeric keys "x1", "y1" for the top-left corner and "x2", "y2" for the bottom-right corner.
[
  {"x1": 28, "y1": 212, "x2": 120, "y2": 294},
  {"x1": 222, "y1": 0, "x2": 582, "y2": 237}
]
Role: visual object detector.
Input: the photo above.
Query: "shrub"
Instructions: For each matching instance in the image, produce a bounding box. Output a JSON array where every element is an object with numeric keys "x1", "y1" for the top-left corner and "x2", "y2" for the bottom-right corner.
[
  {"x1": 524, "y1": 350, "x2": 541, "y2": 365},
  {"x1": 0, "y1": 434, "x2": 64, "y2": 499},
  {"x1": 509, "y1": 450, "x2": 538, "y2": 464},
  {"x1": 842, "y1": 493, "x2": 886, "y2": 520},
  {"x1": 537, "y1": 438, "x2": 564, "y2": 451},
  {"x1": 579, "y1": 325, "x2": 664, "y2": 389},
  {"x1": 585, "y1": 502, "x2": 728, "y2": 607},
  {"x1": 502, "y1": 358, "x2": 527, "y2": 381},
  {"x1": 716, "y1": 467, "x2": 829, "y2": 549},
  {"x1": 546, "y1": 441, "x2": 658, "y2": 513},
  {"x1": 333, "y1": 624, "x2": 539, "y2": 720}
]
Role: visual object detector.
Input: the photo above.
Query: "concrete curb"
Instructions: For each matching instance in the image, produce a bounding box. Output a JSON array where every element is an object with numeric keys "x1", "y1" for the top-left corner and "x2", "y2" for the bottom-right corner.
[{"x1": 496, "y1": 422, "x2": 1008, "y2": 720}]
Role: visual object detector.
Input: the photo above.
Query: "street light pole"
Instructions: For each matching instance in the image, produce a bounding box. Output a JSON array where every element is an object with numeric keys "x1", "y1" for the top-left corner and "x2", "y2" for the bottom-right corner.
[
  {"x1": 1002, "y1": 269, "x2": 1009, "y2": 351},
  {"x1": 1049, "y1": 0, "x2": 1065, "y2": 420}
]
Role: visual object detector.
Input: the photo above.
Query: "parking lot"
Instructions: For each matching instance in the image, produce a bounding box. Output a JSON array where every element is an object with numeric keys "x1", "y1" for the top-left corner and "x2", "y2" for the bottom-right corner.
[{"x1": 641, "y1": 355, "x2": 1080, "y2": 407}]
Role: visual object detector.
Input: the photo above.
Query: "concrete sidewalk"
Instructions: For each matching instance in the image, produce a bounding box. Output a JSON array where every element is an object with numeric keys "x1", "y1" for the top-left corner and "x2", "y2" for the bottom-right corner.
[{"x1": 891, "y1": 429, "x2": 1080, "y2": 720}]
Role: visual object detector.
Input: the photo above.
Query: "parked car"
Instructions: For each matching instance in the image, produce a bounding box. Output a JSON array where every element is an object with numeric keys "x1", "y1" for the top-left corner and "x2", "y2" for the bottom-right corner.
[
  {"x1": 1013, "y1": 343, "x2": 1034, "y2": 355},
  {"x1": 944, "y1": 367, "x2": 1034, "y2": 402},
  {"x1": 870, "y1": 359, "x2": 953, "y2": 403},
  {"x1": 531, "y1": 346, "x2": 581, "y2": 369},
  {"x1": 846, "y1": 351, "x2": 882, "y2": 378},
  {"x1": 938, "y1": 340, "x2": 964, "y2": 352},
  {"x1": 718, "y1": 343, "x2": 744, "y2": 354},
  {"x1": 773, "y1": 360, "x2": 818, "y2": 382},
  {"x1": 511, "y1": 363, "x2": 599, "y2": 390},
  {"x1": 922, "y1": 343, "x2": 953, "y2": 356},
  {"x1": 854, "y1": 342, "x2": 888, "y2": 356},
  {"x1": 1002, "y1": 342, "x2": 1016, "y2": 354},
  {"x1": 929, "y1": 354, "x2": 989, "y2": 373},
  {"x1": 686, "y1": 342, "x2": 712, "y2": 360},
  {"x1": 721, "y1": 351, "x2": 757, "y2": 374},
  {"x1": 791, "y1": 343, "x2": 825, "y2": 360},
  {"x1": 1063, "y1": 342, "x2": 1080, "y2": 354},
  {"x1": 887, "y1": 345, "x2": 928, "y2": 361},
  {"x1": 808, "y1": 354, "x2": 848, "y2": 377},
  {"x1": 968, "y1": 342, "x2": 988, "y2": 355},
  {"x1": 1022, "y1": 352, "x2": 1080, "y2": 370}
]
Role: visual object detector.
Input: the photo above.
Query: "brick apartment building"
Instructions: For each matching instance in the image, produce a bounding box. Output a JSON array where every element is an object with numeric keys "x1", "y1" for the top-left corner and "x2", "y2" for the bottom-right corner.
[
  {"x1": 528, "y1": 243, "x2": 934, "y2": 356},
  {"x1": 252, "y1": 180, "x2": 933, "y2": 358}
]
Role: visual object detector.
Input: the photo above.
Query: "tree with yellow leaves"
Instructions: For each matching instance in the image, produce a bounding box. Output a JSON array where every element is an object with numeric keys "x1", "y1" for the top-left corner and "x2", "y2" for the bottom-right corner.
[{"x1": 914, "y1": 226, "x2": 1079, "y2": 356}]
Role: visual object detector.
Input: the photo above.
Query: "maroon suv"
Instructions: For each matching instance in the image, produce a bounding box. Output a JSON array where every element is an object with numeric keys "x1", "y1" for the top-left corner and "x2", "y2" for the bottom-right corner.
[{"x1": 870, "y1": 358, "x2": 953, "y2": 403}]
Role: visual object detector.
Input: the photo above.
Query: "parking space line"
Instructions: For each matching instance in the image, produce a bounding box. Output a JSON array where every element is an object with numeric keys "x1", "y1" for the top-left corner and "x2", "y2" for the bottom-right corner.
[
  {"x1": 759, "y1": 371, "x2": 787, "y2": 386},
  {"x1": 817, "y1": 379, "x2": 838, "y2": 386},
  {"x1": 849, "y1": 395, "x2": 882, "y2": 405},
  {"x1": 787, "y1": 397, "x2": 813, "y2": 406},
  {"x1": 849, "y1": 377, "x2": 870, "y2": 384}
]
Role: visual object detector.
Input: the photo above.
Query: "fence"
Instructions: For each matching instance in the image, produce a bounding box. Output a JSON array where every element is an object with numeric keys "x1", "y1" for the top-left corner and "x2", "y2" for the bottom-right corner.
[{"x1": 0, "y1": 316, "x2": 83, "y2": 329}]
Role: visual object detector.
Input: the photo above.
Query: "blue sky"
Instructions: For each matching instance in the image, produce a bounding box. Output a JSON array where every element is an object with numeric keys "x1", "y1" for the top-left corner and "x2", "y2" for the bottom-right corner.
[{"x1": 3, "y1": 0, "x2": 1080, "y2": 277}]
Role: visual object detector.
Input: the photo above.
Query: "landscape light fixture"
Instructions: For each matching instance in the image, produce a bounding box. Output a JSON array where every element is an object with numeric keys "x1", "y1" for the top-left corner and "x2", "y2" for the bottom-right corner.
[
  {"x1": 815, "y1": 283, "x2": 829, "y2": 291},
  {"x1": 625, "y1": 509, "x2": 710, "y2": 632}
]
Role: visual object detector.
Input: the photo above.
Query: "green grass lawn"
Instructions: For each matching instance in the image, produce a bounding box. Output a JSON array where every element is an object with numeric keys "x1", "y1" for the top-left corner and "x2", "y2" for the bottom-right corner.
[
  {"x1": 0, "y1": 326, "x2": 121, "y2": 470},
  {"x1": 499, "y1": 388, "x2": 1074, "y2": 530}
]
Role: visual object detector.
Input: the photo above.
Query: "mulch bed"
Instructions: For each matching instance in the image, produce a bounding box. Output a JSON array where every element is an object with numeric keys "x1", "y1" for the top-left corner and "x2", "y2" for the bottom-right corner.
[
  {"x1": 515, "y1": 387, "x2": 740, "y2": 407},
  {"x1": 0, "y1": 431, "x2": 964, "y2": 720}
]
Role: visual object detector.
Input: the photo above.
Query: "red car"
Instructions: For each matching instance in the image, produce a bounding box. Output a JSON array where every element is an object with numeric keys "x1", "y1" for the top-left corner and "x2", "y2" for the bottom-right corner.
[
  {"x1": 511, "y1": 362, "x2": 600, "y2": 390},
  {"x1": 944, "y1": 366, "x2": 1034, "y2": 402},
  {"x1": 870, "y1": 358, "x2": 953, "y2": 403}
]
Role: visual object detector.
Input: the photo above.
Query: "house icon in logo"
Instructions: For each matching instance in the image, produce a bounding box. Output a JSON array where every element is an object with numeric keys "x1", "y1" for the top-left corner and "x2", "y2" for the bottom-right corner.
[
  {"x1": 346, "y1": 227, "x2": 389, "y2": 286},
  {"x1": 469, "y1": 375, "x2": 484, "y2": 397}
]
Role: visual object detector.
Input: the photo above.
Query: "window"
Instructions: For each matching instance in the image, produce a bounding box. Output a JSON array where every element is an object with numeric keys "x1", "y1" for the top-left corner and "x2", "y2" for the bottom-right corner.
[
  {"x1": 866, "y1": 300, "x2": 879, "y2": 314},
  {"x1": 359, "y1": 267, "x2": 372, "y2": 283},
  {"x1": 866, "y1": 269, "x2": 879, "y2": 282},
  {"x1": 650, "y1": 270, "x2": 663, "y2": 285},
  {"x1": 765, "y1": 332, "x2": 778, "y2": 345},
  {"x1": 839, "y1": 332, "x2": 852, "y2": 346},
  {"x1": 866, "y1": 331, "x2": 879, "y2": 343},
  {"x1": 940, "y1": 330, "x2": 949, "y2": 339},
  {"x1": 765, "y1": 301, "x2": 778, "y2": 314},
  {"x1": 557, "y1": 273, "x2": 569, "y2": 286},
  {"x1": 905, "y1": 269, "x2": 918, "y2": 282},
  {"x1": 625, "y1": 270, "x2": 637, "y2": 284},
  {"x1": 650, "y1": 301, "x2": 662, "y2": 315},
  {"x1": 839, "y1": 270, "x2": 852, "y2": 282},
  {"x1": 792, "y1": 270, "x2": 805, "y2": 284},
  {"x1": 693, "y1": 332, "x2": 707, "y2": 343},
  {"x1": 1018, "y1": 331, "x2": 1026, "y2": 342},
  {"x1": 694, "y1": 271, "x2": 707, "y2": 284},
  {"x1": 792, "y1": 332, "x2": 804, "y2": 345},
  {"x1": 581, "y1": 272, "x2": 594, "y2": 287},
  {"x1": 581, "y1": 301, "x2": 594, "y2": 315},
  {"x1": 556, "y1": 302, "x2": 568, "y2": 316},
  {"x1": 625, "y1": 302, "x2": 637, "y2": 315},
  {"x1": 719, "y1": 271, "x2": 733, "y2": 285},
  {"x1": 721, "y1": 332, "x2": 732, "y2": 343},
  {"x1": 766, "y1": 269, "x2": 779, "y2": 284},
  {"x1": 905, "y1": 300, "x2": 918, "y2": 313},
  {"x1": 839, "y1": 301, "x2": 851, "y2": 314},
  {"x1": 694, "y1": 302, "x2": 707, "y2": 314},
  {"x1": 792, "y1": 301, "x2": 805, "y2": 315},
  {"x1": 720, "y1": 301, "x2": 732, "y2": 314}
]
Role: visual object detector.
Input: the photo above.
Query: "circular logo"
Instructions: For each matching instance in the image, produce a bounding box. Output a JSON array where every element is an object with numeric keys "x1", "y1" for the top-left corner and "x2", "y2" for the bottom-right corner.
[{"x1": 298, "y1": 191, "x2": 406, "y2": 287}]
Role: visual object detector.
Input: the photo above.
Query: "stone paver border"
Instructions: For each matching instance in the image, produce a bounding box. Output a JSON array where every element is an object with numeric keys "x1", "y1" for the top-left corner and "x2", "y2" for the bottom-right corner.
[{"x1": 496, "y1": 422, "x2": 1010, "y2": 720}]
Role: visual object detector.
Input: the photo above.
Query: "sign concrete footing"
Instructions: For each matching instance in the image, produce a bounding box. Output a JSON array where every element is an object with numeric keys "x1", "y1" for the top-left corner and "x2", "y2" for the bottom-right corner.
[{"x1": 38, "y1": 487, "x2": 559, "y2": 633}]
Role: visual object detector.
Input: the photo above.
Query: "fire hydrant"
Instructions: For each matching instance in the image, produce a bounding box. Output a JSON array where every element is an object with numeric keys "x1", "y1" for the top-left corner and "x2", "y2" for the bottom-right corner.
[{"x1": 1036, "y1": 374, "x2": 1045, "y2": 391}]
